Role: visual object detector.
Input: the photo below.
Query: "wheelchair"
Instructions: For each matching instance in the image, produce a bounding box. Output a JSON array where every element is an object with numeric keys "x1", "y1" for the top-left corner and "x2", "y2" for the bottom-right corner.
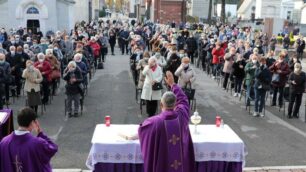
[{"x1": 64, "y1": 95, "x2": 84, "y2": 117}]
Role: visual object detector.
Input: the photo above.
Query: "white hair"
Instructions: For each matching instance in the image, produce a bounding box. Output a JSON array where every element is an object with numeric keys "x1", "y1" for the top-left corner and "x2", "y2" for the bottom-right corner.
[
  {"x1": 74, "y1": 53, "x2": 82, "y2": 60},
  {"x1": 148, "y1": 56, "x2": 157, "y2": 64},
  {"x1": 37, "y1": 53, "x2": 45, "y2": 59},
  {"x1": 46, "y1": 49, "x2": 53, "y2": 55},
  {"x1": 68, "y1": 61, "x2": 77, "y2": 68}
]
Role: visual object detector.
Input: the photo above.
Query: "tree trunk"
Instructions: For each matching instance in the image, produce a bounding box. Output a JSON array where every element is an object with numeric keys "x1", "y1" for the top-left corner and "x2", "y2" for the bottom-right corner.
[
  {"x1": 221, "y1": 0, "x2": 226, "y2": 23},
  {"x1": 208, "y1": 0, "x2": 213, "y2": 24}
]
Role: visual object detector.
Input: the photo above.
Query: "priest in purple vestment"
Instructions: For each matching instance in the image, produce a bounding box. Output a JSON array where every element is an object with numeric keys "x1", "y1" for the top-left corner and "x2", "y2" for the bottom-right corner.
[
  {"x1": 0, "y1": 107, "x2": 58, "y2": 172},
  {"x1": 138, "y1": 71, "x2": 196, "y2": 172}
]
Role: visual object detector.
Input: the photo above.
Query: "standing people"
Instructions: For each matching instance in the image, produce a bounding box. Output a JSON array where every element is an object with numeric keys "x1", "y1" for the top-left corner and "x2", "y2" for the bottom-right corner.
[
  {"x1": 185, "y1": 33, "x2": 197, "y2": 64},
  {"x1": 287, "y1": 63, "x2": 305, "y2": 118},
  {"x1": 63, "y1": 61, "x2": 83, "y2": 117},
  {"x1": 119, "y1": 28, "x2": 129, "y2": 55},
  {"x1": 222, "y1": 47, "x2": 236, "y2": 90},
  {"x1": 34, "y1": 53, "x2": 52, "y2": 105},
  {"x1": 245, "y1": 54, "x2": 259, "y2": 105},
  {"x1": 22, "y1": 60, "x2": 43, "y2": 113},
  {"x1": 141, "y1": 57, "x2": 163, "y2": 117},
  {"x1": 108, "y1": 28, "x2": 116, "y2": 55},
  {"x1": 0, "y1": 53, "x2": 11, "y2": 106},
  {"x1": 253, "y1": 57, "x2": 271, "y2": 117},
  {"x1": 175, "y1": 57, "x2": 196, "y2": 88},
  {"x1": 295, "y1": 36, "x2": 305, "y2": 61},
  {"x1": 269, "y1": 54, "x2": 290, "y2": 108},
  {"x1": 0, "y1": 107, "x2": 58, "y2": 172},
  {"x1": 211, "y1": 42, "x2": 225, "y2": 78},
  {"x1": 232, "y1": 54, "x2": 246, "y2": 97}
]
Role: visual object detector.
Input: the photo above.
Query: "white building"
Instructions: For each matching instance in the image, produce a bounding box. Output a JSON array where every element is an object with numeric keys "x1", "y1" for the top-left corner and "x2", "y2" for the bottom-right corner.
[
  {"x1": 187, "y1": 0, "x2": 216, "y2": 20},
  {"x1": 0, "y1": 0, "x2": 93, "y2": 35},
  {"x1": 238, "y1": 0, "x2": 306, "y2": 24}
]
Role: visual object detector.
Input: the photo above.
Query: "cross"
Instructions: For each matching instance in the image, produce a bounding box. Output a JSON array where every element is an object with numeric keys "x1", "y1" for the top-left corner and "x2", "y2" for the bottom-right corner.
[
  {"x1": 170, "y1": 160, "x2": 182, "y2": 170},
  {"x1": 13, "y1": 155, "x2": 23, "y2": 172},
  {"x1": 169, "y1": 134, "x2": 180, "y2": 145}
]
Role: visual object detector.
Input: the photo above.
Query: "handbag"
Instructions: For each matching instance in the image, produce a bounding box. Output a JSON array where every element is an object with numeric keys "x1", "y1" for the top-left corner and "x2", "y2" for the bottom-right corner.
[
  {"x1": 182, "y1": 83, "x2": 195, "y2": 99},
  {"x1": 51, "y1": 70, "x2": 61, "y2": 79},
  {"x1": 152, "y1": 82, "x2": 163, "y2": 90},
  {"x1": 272, "y1": 73, "x2": 280, "y2": 83}
]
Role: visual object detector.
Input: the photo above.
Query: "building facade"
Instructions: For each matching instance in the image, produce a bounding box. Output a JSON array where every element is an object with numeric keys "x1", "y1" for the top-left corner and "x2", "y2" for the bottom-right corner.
[
  {"x1": 148, "y1": 0, "x2": 183, "y2": 24},
  {"x1": 0, "y1": 0, "x2": 98, "y2": 35},
  {"x1": 238, "y1": 0, "x2": 305, "y2": 24}
]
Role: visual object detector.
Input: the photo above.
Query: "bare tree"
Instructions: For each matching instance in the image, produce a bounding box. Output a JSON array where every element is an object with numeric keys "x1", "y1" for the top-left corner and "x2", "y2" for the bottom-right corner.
[
  {"x1": 208, "y1": 0, "x2": 213, "y2": 24},
  {"x1": 221, "y1": 0, "x2": 226, "y2": 23}
]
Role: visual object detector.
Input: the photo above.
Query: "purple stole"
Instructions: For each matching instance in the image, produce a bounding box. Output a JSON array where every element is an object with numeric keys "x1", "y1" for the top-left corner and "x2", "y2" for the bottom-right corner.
[{"x1": 164, "y1": 116, "x2": 183, "y2": 172}]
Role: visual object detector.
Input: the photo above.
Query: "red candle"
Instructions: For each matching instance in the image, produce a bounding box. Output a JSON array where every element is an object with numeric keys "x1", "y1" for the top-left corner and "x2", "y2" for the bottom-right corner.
[
  {"x1": 216, "y1": 116, "x2": 221, "y2": 127},
  {"x1": 105, "y1": 116, "x2": 111, "y2": 127}
]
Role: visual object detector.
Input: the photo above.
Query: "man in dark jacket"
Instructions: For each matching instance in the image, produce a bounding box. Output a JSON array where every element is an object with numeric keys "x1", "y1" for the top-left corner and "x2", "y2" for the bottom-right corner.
[
  {"x1": 119, "y1": 28, "x2": 129, "y2": 55},
  {"x1": 63, "y1": 61, "x2": 83, "y2": 117},
  {"x1": 296, "y1": 36, "x2": 305, "y2": 60},
  {"x1": 165, "y1": 53, "x2": 181, "y2": 83},
  {"x1": 185, "y1": 34, "x2": 197, "y2": 64},
  {"x1": 6, "y1": 46, "x2": 25, "y2": 97},
  {"x1": 0, "y1": 53, "x2": 11, "y2": 106}
]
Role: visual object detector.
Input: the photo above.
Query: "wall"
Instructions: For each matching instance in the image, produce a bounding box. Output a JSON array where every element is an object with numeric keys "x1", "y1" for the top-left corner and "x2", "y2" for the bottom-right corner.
[
  {"x1": 74, "y1": 0, "x2": 89, "y2": 23},
  {"x1": 56, "y1": 1, "x2": 70, "y2": 32},
  {"x1": 159, "y1": 1, "x2": 182, "y2": 24},
  {"x1": 0, "y1": 0, "x2": 8, "y2": 30}
]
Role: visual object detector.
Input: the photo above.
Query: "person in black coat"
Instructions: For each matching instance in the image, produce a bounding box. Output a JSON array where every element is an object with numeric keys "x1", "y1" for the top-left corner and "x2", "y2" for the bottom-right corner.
[
  {"x1": 232, "y1": 54, "x2": 246, "y2": 97},
  {"x1": 198, "y1": 38, "x2": 209, "y2": 70},
  {"x1": 288, "y1": 54, "x2": 300, "y2": 72},
  {"x1": 108, "y1": 28, "x2": 116, "y2": 55},
  {"x1": 287, "y1": 63, "x2": 305, "y2": 118},
  {"x1": 185, "y1": 34, "x2": 197, "y2": 64},
  {"x1": 6, "y1": 46, "x2": 28, "y2": 97},
  {"x1": 63, "y1": 61, "x2": 83, "y2": 117},
  {"x1": 253, "y1": 57, "x2": 272, "y2": 117},
  {"x1": 296, "y1": 37, "x2": 305, "y2": 60},
  {"x1": 165, "y1": 53, "x2": 181, "y2": 83},
  {"x1": 130, "y1": 48, "x2": 143, "y2": 86}
]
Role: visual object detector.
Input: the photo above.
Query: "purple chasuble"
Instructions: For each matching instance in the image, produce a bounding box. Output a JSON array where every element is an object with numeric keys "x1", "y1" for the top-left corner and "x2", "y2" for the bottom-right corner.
[
  {"x1": 0, "y1": 132, "x2": 58, "y2": 172},
  {"x1": 138, "y1": 84, "x2": 195, "y2": 172}
]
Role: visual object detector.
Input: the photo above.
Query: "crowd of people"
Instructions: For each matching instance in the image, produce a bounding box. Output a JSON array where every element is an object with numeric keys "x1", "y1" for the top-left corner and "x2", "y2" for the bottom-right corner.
[
  {"x1": 127, "y1": 21, "x2": 306, "y2": 119},
  {"x1": 0, "y1": 18, "x2": 306, "y2": 172}
]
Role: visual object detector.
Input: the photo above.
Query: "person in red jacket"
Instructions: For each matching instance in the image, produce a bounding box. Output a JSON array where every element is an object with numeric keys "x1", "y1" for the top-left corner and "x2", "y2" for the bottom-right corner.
[
  {"x1": 212, "y1": 42, "x2": 225, "y2": 78},
  {"x1": 34, "y1": 53, "x2": 52, "y2": 105},
  {"x1": 88, "y1": 37, "x2": 101, "y2": 68}
]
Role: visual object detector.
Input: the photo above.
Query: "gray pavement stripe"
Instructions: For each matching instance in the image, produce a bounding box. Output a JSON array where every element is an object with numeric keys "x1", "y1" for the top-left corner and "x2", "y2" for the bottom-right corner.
[
  {"x1": 193, "y1": 64, "x2": 306, "y2": 138},
  {"x1": 50, "y1": 126, "x2": 64, "y2": 141}
]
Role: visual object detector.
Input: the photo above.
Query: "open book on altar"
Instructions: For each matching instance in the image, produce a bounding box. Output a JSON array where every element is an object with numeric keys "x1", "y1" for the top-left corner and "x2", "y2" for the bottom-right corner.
[
  {"x1": 117, "y1": 131, "x2": 139, "y2": 140},
  {"x1": 0, "y1": 112, "x2": 8, "y2": 124}
]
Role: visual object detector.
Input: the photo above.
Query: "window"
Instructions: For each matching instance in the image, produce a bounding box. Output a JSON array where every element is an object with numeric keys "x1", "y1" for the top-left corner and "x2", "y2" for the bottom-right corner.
[
  {"x1": 287, "y1": 11, "x2": 291, "y2": 20},
  {"x1": 26, "y1": 7, "x2": 39, "y2": 14}
]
